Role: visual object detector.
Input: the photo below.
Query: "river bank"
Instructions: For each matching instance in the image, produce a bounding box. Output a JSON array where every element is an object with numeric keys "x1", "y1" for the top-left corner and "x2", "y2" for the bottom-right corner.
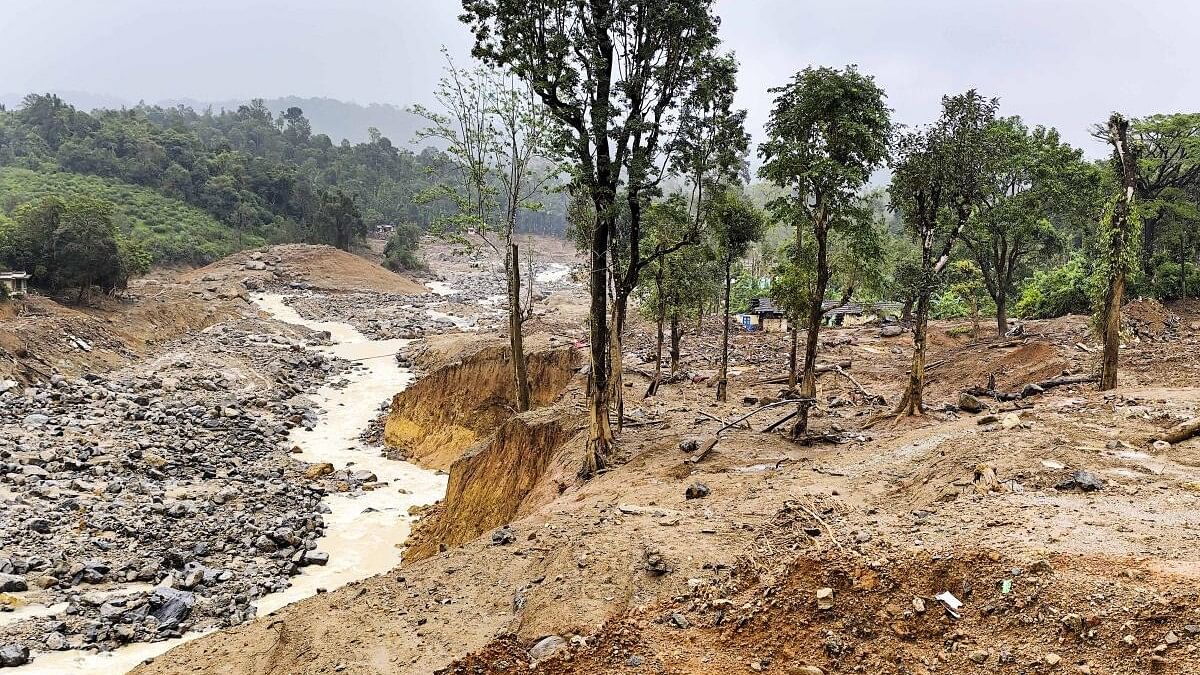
[{"x1": 0, "y1": 288, "x2": 450, "y2": 672}]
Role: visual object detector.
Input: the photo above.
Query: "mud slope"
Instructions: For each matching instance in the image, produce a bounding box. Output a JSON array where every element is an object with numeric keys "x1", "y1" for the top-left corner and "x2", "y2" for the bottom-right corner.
[
  {"x1": 384, "y1": 341, "x2": 581, "y2": 470},
  {"x1": 0, "y1": 287, "x2": 242, "y2": 384},
  {"x1": 183, "y1": 243, "x2": 428, "y2": 295},
  {"x1": 404, "y1": 405, "x2": 582, "y2": 562}
]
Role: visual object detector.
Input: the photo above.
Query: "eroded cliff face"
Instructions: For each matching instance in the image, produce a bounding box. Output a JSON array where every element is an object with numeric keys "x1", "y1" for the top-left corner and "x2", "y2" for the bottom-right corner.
[
  {"x1": 403, "y1": 407, "x2": 582, "y2": 563},
  {"x1": 383, "y1": 342, "x2": 581, "y2": 470}
]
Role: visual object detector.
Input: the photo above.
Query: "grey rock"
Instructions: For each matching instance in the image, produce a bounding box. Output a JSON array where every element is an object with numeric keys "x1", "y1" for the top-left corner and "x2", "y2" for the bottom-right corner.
[
  {"x1": 491, "y1": 526, "x2": 516, "y2": 546},
  {"x1": 528, "y1": 635, "x2": 567, "y2": 665},
  {"x1": 149, "y1": 588, "x2": 195, "y2": 629},
  {"x1": 0, "y1": 574, "x2": 27, "y2": 592},
  {"x1": 685, "y1": 483, "x2": 710, "y2": 500},
  {"x1": 957, "y1": 392, "x2": 984, "y2": 413},
  {"x1": 0, "y1": 644, "x2": 29, "y2": 667},
  {"x1": 1056, "y1": 470, "x2": 1104, "y2": 492},
  {"x1": 301, "y1": 551, "x2": 329, "y2": 566}
]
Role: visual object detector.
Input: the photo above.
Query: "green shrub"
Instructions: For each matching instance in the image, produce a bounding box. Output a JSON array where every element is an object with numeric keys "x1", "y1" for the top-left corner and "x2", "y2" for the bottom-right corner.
[
  {"x1": 1014, "y1": 255, "x2": 1102, "y2": 318},
  {"x1": 1150, "y1": 260, "x2": 1200, "y2": 301},
  {"x1": 382, "y1": 222, "x2": 426, "y2": 272}
]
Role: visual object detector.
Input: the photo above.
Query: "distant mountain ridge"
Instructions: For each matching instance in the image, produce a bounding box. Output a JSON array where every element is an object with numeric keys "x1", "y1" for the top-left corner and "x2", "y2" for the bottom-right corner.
[{"x1": 0, "y1": 91, "x2": 427, "y2": 147}]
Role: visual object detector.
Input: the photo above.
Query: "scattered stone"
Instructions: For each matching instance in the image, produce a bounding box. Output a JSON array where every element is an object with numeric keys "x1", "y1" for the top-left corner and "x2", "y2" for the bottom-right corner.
[
  {"x1": 1056, "y1": 470, "x2": 1104, "y2": 492},
  {"x1": 815, "y1": 587, "x2": 834, "y2": 611},
  {"x1": 0, "y1": 644, "x2": 29, "y2": 667},
  {"x1": 685, "y1": 483, "x2": 710, "y2": 500},
  {"x1": 880, "y1": 325, "x2": 905, "y2": 338},
  {"x1": 528, "y1": 635, "x2": 567, "y2": 665},
  {"x1": 304, "y1": 463, "x2": 335, "y2": 479},
  {"x1": 958, "y1": 392, "x2": 984, "y2": 413},
  {"x1": 1044, "y1": 653, "x2": 1061, "y2": 667},
  {"x1": 668, "y1": 612, "x2": 689, "y2": 629},
  {"x1": 0, "y1": 576, "x2": 26, "y2": 593},
  {"x1": 968, "y1": 649, "x2": 989, "y2": 664},
  {"x1": 491, "y1": 526, "x2": 516, "y2": 546}
]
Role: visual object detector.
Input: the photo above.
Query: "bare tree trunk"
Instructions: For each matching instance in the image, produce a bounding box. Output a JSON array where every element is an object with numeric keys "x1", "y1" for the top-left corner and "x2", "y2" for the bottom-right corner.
[
  {"x1": 995, "y1": 288, "x2": 1008, "y2": 336},
  {"x1": 608, "y1": 295, "x2": 627, "y2": 431},
  {"x1": 787, "y1": 323, "x2": 798, "y2": 389},
  {"x1": 582, "y1": 209, "x2": 614, "y2": 479},
  {"x1": 716, "y1": 259, "x2": 732, "y2": 402},
  {"x1": 970, "y1": 296, "x2": 980, "y2": 343},
  {"x1": 1100, "y1": 114, "x2": 1137, "y2": 391},
  {"x1": 508, "y1": 243, "x2": 531, "y2": 412},
  {"x1": 792, "y1": 217, "x2": 829, "y2": 437},
  {"x1": 669, "y1": 313, "x2": 681, "y2": 374},
  {"x1": 646, "y1": 267, "x2": 665, "y2": 398},
  {"x1": 895, "y1": 288, "x2": 932, "y2": 415}
]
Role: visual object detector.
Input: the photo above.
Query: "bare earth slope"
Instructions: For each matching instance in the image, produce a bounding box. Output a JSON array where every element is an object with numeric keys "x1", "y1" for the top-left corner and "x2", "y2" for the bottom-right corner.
[{"x1": 133, "y1": 291, "x2": 1200, "y2": 675}]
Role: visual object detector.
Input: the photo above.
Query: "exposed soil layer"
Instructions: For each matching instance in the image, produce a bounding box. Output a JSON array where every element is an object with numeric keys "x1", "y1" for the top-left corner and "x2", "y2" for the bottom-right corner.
[
  {"x1": 182, "y1": 243, "x2": 428, "y2": 295},
  {"x1": 383, "y1": 338, "x2": 582, "y2": 471},
  {"x1": 132, "y1": 294, "x2": 1200, "y2": 675}
]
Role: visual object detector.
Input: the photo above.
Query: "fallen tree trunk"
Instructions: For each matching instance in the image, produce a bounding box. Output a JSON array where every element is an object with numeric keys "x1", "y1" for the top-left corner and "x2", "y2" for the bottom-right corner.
[
  {"x1": 759, "y1": 361, "x2": 852, "y2": 385},
  {"x1": 966, "y1": 373, "x2": 1098, "y2": 402},
  {"x1": 1157, "y1": 418, "x2": 1200, "y2": 444},
  {"x1": 687, "y1": 436, "x2": 719, "y2": 465}
]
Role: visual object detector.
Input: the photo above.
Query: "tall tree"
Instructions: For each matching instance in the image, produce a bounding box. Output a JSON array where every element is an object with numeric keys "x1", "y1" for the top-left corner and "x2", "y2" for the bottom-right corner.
[
  {"x1": 962, "y1": 117, "x2": 1101, "y2": 335},
  {"x1": 710, "y1": 189, "x2": 766, "y2": 402},
  {"x1": 889, "y1": 91, "x2": 998, "y2": 415},
  {"x1": 758, "y1": 65, "x2": 891, "y2": 435},
  {"x1": 1121, "y1": 114, "x2": 1200, "y2": 278},
  {"x1": 1098, "y1": 113, "x2": 1139, "y2": 391},
  {"x1": 461, "y1": 0, "x2": 722, "y2": 477},
  {"x1": 637, "y1": 195, "x2": 692, "y2": 397},
  {"x1": 412, "y1": 53, "x2": 557, "y2": 413}
]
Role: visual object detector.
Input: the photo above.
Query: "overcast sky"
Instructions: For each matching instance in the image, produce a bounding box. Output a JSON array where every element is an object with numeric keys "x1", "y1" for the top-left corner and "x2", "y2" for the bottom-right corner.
[{"x1": 2, "y1": 0, "x2": 1197, "y2": 157}]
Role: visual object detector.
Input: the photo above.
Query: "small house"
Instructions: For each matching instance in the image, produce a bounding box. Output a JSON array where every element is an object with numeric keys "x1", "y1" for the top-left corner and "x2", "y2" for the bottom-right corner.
[
  {"x1": 0, "y1": 271, "x2": 30, "y2": 297},
  {"x1": 744, "y1": 297, "x2": 789, "y2": 333}
]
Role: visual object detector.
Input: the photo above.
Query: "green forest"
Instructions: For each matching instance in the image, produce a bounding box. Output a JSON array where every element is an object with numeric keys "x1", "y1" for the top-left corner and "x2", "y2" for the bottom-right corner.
[{"x1": 0, "y1": 93, "x2": 569, "y2": 274}]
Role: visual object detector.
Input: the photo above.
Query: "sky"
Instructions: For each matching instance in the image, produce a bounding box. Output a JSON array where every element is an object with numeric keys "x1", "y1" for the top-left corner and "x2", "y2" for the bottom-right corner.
[{"x1": 2, "y1": 0, "x2": 1197, "y2": 157}]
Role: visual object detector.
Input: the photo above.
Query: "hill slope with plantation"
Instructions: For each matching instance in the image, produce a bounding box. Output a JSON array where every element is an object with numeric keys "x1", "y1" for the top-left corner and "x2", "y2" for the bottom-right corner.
[{"x1": 0, "y1": 167, "x2": 260, "y2": 265}]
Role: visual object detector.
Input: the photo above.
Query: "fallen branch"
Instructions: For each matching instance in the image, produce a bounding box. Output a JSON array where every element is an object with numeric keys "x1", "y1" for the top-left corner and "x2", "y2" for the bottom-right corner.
[
  {"x1": 696, "y1": 410, "x2": 750, "y2": 430},
  {"x1": 717, "y1": 399, "x2": 811, "y2": 435},
  {"x1": 794, "y1": 499, "x2": 845, "y2": 552},
  {"x1": 758, "y1": 361, "x2": 852, "y2": 385},
  {"x1": 762, "y1": 409, "x2": 799, "y2": 433},
  {"x1": 687, "y1": 436, "x2": 719, "y2": 465},
  {"x1": 1158, "y1": 418, "x2": 1200, "y2": 444},
  {"x1": 967, "y1": 373, "x2": 1097, "y2": 401},
  {"x1": 833, "y1": 365, "x2": 882, "y2": 404}
]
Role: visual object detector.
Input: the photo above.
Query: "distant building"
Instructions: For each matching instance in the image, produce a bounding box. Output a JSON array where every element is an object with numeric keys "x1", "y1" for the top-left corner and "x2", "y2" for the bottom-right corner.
[
  {"x1": 740, "y1": 297, "x2": 789, "y2": 333},
  {"x1": 0, "y1": 271, "x2": 30, "y2": 297}
]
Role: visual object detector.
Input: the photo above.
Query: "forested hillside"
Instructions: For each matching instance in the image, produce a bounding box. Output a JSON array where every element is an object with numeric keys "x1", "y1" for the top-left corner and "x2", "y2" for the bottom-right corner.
[
  {"x1": 0, "y1": 93, "x2": 569, "y2": 271},
  {"x1": 0, "y1": 167, "x2": 257, "y2": 264}
]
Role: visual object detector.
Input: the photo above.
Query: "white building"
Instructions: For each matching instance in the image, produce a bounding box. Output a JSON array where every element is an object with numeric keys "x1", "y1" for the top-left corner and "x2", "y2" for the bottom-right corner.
[{"x1": 0, "y1": 271, "x2": 31, "y2": 297}]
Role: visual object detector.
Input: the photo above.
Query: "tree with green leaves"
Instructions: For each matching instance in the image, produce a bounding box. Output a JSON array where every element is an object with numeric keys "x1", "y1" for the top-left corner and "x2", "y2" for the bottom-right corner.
[
  {"x1": 461, "y1": 0, "x2": 723, "y2": 477},
  {"x1": 2, "y1": 195, "x2": 148, "y2": 303},
  {"x1": 412, "y1": 52, "x2": 558, "y2": 412},
  {"x1": 637, "y1": 195, "x2": 693, "y2": 397},
  {"x1": 758, "y1": 65, "x2": 891, "y2": 434},
  {"x1": 944, "y1": 259, "x2": 988, "y2": 341},
  {"x1": 889, "y1": 90, "x2": 998, "y2": 415},
  {"x1": 1098, "y1": 113, "x2": 1140, "y2": 391},
  {"x1": 710, "y1": 189, "x2": 766, "y2": 402},
  {"x1": 314, "y1": 189, "x2": 365, "y2": 251},
  {"x1": 962, "y1": 117, "x2": 1102, "y2": 335},
  {"x1": 1118, "y1": 114, "x2": 1200, "y2": 279}
]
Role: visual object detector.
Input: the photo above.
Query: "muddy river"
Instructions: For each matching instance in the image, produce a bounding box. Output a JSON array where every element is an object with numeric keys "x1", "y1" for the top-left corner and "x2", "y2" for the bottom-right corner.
[{"x1": 12, "y1": 294, "x2": 447, "y2": 674}]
